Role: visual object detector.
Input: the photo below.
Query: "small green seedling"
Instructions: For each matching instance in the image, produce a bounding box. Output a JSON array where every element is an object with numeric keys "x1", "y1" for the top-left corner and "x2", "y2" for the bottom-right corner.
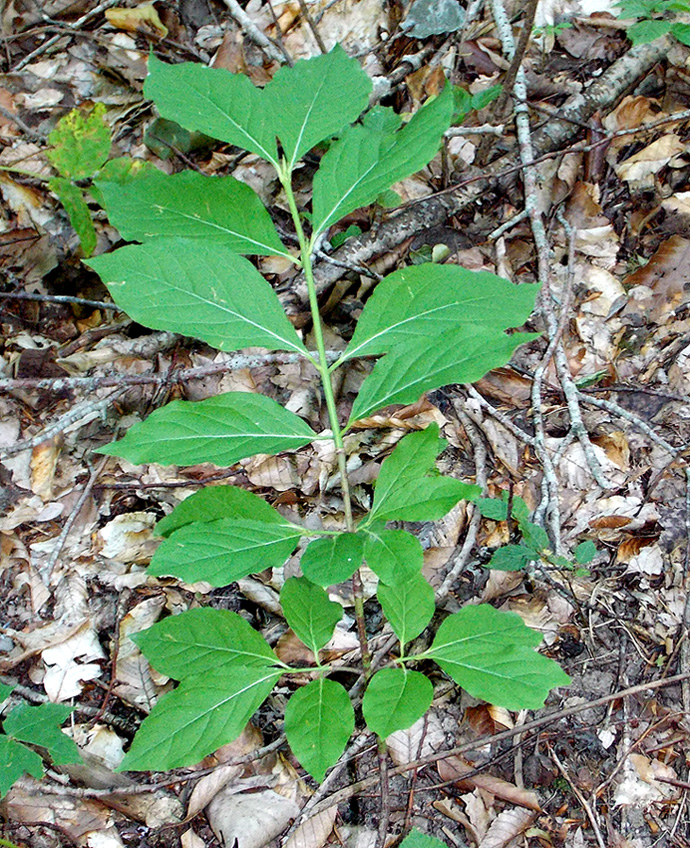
[
  {"x1": 477, "y1": 493, "x2": 597, "y2": 573},
  {"x1": 0, "y1": 684, "x2": 82, "y2": 797},
  {"x1": 60, "y1": 47, "x2": 570, "y2": 784}
]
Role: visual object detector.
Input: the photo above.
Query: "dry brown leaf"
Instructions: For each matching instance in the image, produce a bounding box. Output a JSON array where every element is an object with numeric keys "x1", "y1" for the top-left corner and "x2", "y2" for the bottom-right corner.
[
  {"x1": 1, "y1": 777, "x2": 110, "y2": 839},
  {"x1": 97, "y1": 511, "x2": 159, "y2": 564},
  {"x1": 615, "y1": 134, "x2": 685, "y2": 186},
  {"x1": 465, "y1": 704, "x2": 514, "y2": 736},
  {"x1": 437, "y1": 756, "x2": 541, "y2": 811},
  {"x1": 207, "y1": 788, "x2": 300, "y2": 848},
  {"x1": 181, "y1": 829, "x2": 206, "y2": 848},
  {"x1": 106, "y1": 4, "x2": 168, "y2": 38},
  {"x1": 113, "y1": 596, "x2": 166, "y2": 711},
  {"x1": 387, "y1": 711, "x2": 445, "y2": 766},
  {"x1": 622, "y1": 235, "x2": 690, "y2": 324},
  {"x1": 29, "y1": 436, "x2": 61, "y2": 500},
  {"x1": 284, "y1": 807, "x2": 338, "y2": 848},
  {"x1": 478, "y1": 807, "x2": 538, "y2": 848},
  {"x1": 187, "y1": 765, "x2": 243, "y2": 819}
]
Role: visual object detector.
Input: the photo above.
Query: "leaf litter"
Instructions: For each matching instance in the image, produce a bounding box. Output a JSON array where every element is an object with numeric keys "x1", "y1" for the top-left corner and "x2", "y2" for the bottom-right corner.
[{"x1": 2, "y1": 0, "x2": 690, "y2": 846}]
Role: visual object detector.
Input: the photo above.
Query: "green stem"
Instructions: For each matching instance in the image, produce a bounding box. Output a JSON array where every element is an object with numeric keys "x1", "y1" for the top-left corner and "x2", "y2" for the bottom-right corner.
[
  {"x1": 281, "y1": 165, "x2": 371, "y2": 671},
  {"x1": 0, "y1": 837, "x2": 23, "y2": 848}
]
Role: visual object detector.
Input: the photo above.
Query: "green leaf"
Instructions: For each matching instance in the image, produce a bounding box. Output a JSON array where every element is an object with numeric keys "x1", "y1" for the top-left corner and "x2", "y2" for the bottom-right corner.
[
  {"x1": 350, "y1": 329, "x2": 539, "y2": 422},
  {"x1": 377, "y1": 573, "x2": 435, "y2": 647},
  {"x1": 96, "y1": 392, "x2": 317, "y2": 467},
  {"x1": 0, "y1": 683, "x2": 14, "y2": 701},
  {"x1": 471, "y1": 85, "x2": 502, "y2": 112},
  {"x1": 504, "y1": 493, "x2": 530, "y2": 522},
  {"x1": 156, "y1": 485, "x2": 281, "y2": 537},
  {"x1": 311, "y1": 85, "x2": 454, "y2": 236},
  {"x1": 487, "y1": 544, "x2": 536, "y2": 571},
  {"x1": 0, "y1": 735, "x2": 44, "y2": 796},
  {"x1": 48, "y1": 178, "x2": 97, "y2": 257},
  {"x1": 280, "y1": 577, "x2": 343, "y2": 656},
  {"x1": 95, "y1": 170, "x2": 290, "y2": 258},
  {"x1": 145, "y1": 55, "x2": 279, "y2": 166},
  {"x1": 148, "y1": 517, "x2": 301, "y2": 586},
  {"x1": 362, "y1": 528, "x2": 423, "y2": 585},
  {"x1": 520, "y1": 521, "x2": 550, "y2": 552},
  {"x1": 425, "y1": 605, "x2": 570, "y2": 709},
  {"x1": 301, "y1": 533, "x2": 364, "y2": 587},
  {"x1": 47, "y1": 102, "x2": 110, "y2": 180},
  {"x1": 670, "y1": 21, "x2": 690, "y2": 43},
  {"x1": 265, "y1": 45, "x2": 372, "y2": 171},
  {"x1": 574, "y1": 540, "x2": 597, "y2": 565},
  {"x1": 120, "y1": 667, "x2": 281, "y2": 771},
  {"x1": 144, "y1": 48, "x2": 370, "y2": 172},
  {"x1": 368, "y1": 425, "x2": 479, "y2": 523},
  {"x1": 362, "y1": 669, "x2": 433, "y2": 738},
  {"x1": 284, "y1": 678, "x2": 354, "y2": 781},
  {"x1": 400, "y1": 829, "x2": 448, "y2": 848},
  {"x1": 476, "y1": 498, "x2": 508, "y2": 521},
  {"x1": 87, "y1": 239, "x2": 306, "y2": 356},
  {"x1": 133, "y1": 608, "x2": 280, "y2": 678},
  {"x1": 3, "y1": 703, "x2": 80, "y2": 765},
  {"x1": 627, "y1": 19, "x2": 671, "y2": 43}
]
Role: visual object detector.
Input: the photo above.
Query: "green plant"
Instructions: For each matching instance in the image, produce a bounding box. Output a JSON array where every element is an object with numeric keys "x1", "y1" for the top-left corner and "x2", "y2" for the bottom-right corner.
[
  {"x1": 615, "y1": 0, "x2": 690, "y2": 45},
  {"x1": 71, "y1": 47, "x2": 571, "y2": 783},
  {"x1": 477, "y1": 493, "x2": 597, "y2": 573},
  {"x1": 0, "y1": 684, "x2": 82, "y2": 796}
]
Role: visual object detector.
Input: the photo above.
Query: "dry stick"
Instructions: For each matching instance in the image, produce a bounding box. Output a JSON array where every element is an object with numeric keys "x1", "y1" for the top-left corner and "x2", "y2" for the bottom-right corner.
[
  {"x1": 296, "y1": 0, "x2": 327, "y2": 54},
  {"x1": 296, "y1": 37, "x2": 672, "y2": 303},
  {"x1": 306, "y1": 671, "x2": 690, "y2": 818},
  {"x1": 549, "y1": 745, "x2": 607, "y2": 848},
  {"x1": 221, "y1": 0, "x2": 286, "y2": 64},
  {"x1": 493, "y1": 0, "x2": 540, "y2": 119},
  {"x1": 437, "y1": 402, "x2": 488, "y2": 604},
  {"x1": 13, "y1": 0, "x2": 122, "y2": 71},
  {"x1": 0, "y1": 103, "x2": 44, "y2": 141},
  {"x1": 0, "y1": 290, "x2": 122, "y2": 312},
  {"x1": 0, "y1": 387, "x2": 127, "y2": 459},
  {"x1": 491, "y1": 0, "x2": 611, "y2": 503},
  {"x1": 264, "y1": 0, "x2": 294, "y2": 66},
  {"x1": 45, "y1": 453, "x2": 112, "y2": 580},
  {"x1": 464, "y1": 384, "x2": 536, "y2": 446},
  {"x1": 683, "y1": 469, "x2": 690, "y2": 715},
  {"x1": 0, "y1": 351, "x2": 340, "y2": 393}
]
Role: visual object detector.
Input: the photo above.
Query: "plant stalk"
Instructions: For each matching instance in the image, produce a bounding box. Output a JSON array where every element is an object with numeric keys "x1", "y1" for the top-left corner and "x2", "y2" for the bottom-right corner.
[{"x1": 282, "y1": 170, "x2": 371, "y2": 671}]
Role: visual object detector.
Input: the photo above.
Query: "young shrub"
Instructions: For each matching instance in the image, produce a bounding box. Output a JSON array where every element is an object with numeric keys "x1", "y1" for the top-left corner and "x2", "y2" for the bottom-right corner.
[{"x1": 84, "y1": 47, "x2": 569, "y2": 782}]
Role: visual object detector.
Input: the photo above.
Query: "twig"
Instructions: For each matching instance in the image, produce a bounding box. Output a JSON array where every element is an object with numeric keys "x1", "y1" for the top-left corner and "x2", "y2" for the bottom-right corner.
[
  {"x1": 221, "y1": 0, "x2": 286, "y2": 64},
  {"x1": 437, "y1": 401, "x2": 488, "y2": 603},
  {"x1": 264, "y1": 0, "x2": 294, "y2": 66},
  {"x1": 0, "y1": 350, "x2": 340, "y2": 393},
  {"x1": 683, "y1": 469, "x2": 690, "y2": 714},
  {"x1": 296, "y1": 0, "x2": 327, "y2": 53},
  {"x1": 493, "y1": 0, "x2": 540, "y2": 119},
  {"x1": 46, "y1": 453, "x2": 112, "y2": 580},
  {"x1": 464, "y1": 384, "x2": 536, "y2": 446},
  {"x1": 0, "y1": 290, "x2": 122, "y2": 312},
  {"x1": 13, "y1": 0, "x2": 122, "y2": 70},
  {"x1": 0, "y1": 104, "x2": 44, "y2": 141},
  {"x1": 1, "y1": 388, "x2": 127, "y2": 459},
  {"x1": 549, "y1": 745, "x2": 607, "y2": 848}
]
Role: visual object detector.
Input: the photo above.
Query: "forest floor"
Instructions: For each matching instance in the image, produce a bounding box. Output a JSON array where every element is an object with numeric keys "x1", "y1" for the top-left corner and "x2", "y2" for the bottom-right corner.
[{"x1": 2, "y1": 0, "x2": 690, "y2": 847}]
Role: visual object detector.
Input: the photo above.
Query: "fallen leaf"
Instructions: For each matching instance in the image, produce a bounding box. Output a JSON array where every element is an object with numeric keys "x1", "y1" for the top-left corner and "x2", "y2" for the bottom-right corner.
[
  {"x1": 615, "y1": 135, "x2": 685, "y2": 187},
  {"x1": 284, "y1": 807, "x2": 338, "y2": 848},
  {"x1": 478, "y1": 807, "x2": 538, "y2": 848},
  {"x1": 105, "y1": 4, "x2": 168, "y2": 38},
  {"x1": 437, "y1": 755, "x2": 541, "y2": 811}
]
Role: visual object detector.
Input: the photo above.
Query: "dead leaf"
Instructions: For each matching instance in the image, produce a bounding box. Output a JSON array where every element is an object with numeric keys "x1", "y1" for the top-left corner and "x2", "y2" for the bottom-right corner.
[
  {"x1": 284, "y1": 807, "x2": 338, "y2": 848},
  {"x1": 478, "y1": 807, "x2": 538, "y2": 848},
  {"x1": 30, "y1": 436, "x2": 61, "y2": 500},
  {"x1": 387, "y1": 711, "x2": 445, "y2": 766},
  {"x1": 207, "y1": 788, "x2": 300, "y2": 848},
  {"x1": 615, "y1": 134, "x2": 685, "y2": 187},
  {"x1": 437, "y1": 755, "x2": 541, "y2": 811},
  {"x1": 42, "y1": 619, "x2": 105, "y2": 701},
  {"x1": 106, "y1": 4, "x2": 168, "y2": 38},
  {"x1": 97, "y1": 511, "x2": 159, "y2": 564},
  {"x1": 621, "y1": 235, "x2": 690, "y2": 324}
]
